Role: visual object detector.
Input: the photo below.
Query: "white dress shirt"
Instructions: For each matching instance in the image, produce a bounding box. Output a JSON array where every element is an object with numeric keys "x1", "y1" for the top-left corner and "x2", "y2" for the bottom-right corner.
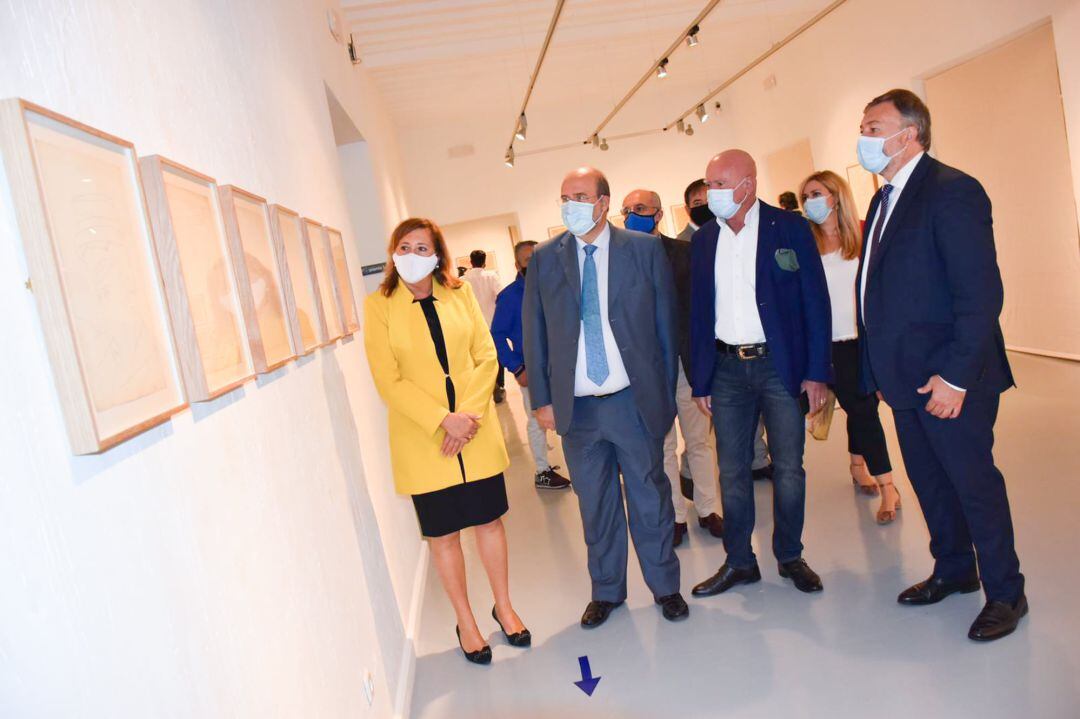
[
  {"x1": 462, "y1": 267, "x2": 501, "y2": 326},
  {"x1": 573, "y1": 224, "x2": 632, "y2": 396},
  {"x1": 859, "y1": 151, "x2": 924, "y2": 312},
  {"x1": 821, "y1": 250, "x2": 859, "y2": 341},
  {"x1": 714, "y1": 200, "x2": 766, "y2": 345}
]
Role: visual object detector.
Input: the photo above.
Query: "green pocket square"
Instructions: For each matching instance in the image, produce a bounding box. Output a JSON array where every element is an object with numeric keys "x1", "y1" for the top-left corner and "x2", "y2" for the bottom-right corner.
[{"x1": 774, "y1": 248, "x2": 800, "y2": 271}]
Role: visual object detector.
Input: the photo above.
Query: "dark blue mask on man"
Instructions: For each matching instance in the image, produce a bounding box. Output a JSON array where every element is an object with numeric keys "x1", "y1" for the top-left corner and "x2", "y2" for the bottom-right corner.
[{"x1": 624, "y1": 211, "x2": 658, "y2": 234}]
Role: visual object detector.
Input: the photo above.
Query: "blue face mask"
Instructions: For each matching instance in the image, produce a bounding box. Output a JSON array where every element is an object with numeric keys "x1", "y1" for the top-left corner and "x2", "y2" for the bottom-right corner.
[
  {"x1": 561, "y1": 200, "x2": 600, "y2": 237},
  {"x1": 803, "y1": 196, "x2": 833, "y2": 225},
  {"x1": 707, "y1": 176, "x2": 749, "y2": 220},
  {"x1": 857, "y1": 127, "x2": 910, "y2": 174},
  {"x1": 623, "y1": 211, "x2": 658, "y2": 234}
]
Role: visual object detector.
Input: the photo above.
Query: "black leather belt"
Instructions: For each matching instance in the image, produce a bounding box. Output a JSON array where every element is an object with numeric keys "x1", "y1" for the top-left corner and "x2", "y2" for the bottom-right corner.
[{"x1": 716, "y1": 340, "x2": 769, "y2": 360}]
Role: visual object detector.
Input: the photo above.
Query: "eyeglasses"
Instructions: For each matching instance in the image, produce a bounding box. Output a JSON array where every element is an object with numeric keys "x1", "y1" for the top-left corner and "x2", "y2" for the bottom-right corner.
[
  {"x1": 620, "y1": 204, "x2": 660, "y2": 217},
  {"x1": 560, "y1": 193, "x2": 601, "y2": 204}
]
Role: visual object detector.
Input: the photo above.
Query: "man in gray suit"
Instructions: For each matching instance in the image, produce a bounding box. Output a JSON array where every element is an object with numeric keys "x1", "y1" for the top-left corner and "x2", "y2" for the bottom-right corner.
[{"x1": 523, "y1": 167, "x2": 687, "y2": 628}]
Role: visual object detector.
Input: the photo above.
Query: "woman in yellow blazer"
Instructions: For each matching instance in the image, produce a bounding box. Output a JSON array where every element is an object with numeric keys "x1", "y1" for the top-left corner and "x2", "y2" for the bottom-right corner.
[{"x1": 364, "y1": 217, "x2": 529, "y2": 665}]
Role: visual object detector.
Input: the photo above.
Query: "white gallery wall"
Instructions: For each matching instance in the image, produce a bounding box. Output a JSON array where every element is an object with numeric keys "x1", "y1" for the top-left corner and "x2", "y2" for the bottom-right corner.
[
  {"x1": 396, "y1": 0, "x2": 1080, "y2": 359},
  {"x1": 0, "y1": 0, "x2": 425, "y2": 717}
]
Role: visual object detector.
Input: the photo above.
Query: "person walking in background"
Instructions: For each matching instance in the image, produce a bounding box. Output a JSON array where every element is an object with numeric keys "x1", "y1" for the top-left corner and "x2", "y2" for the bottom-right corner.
[
  {"x1": 462, "y1": 249, "x2": 506, "y2": 403},
  {"x1": 523, "y1": 167, "x2": 687, "y2": 628},
  {"x1": 679, "y1": 179, "x2": 773, "y2": 483},
  {"x1": 856, "y1": 89, "x2": 1025, "y2": 641},
  {"x1": 364, "y1": 218, "x2": 530, "y2": 665},
  {"x1": 688, "y1": 150, "x2": 833, "y2": 599},
  {"x1": 491, "y1": 240, "x2": 571, "y2": 490},
  {"x1": 799, "y1": 170, "x2": 900, "y2": 524},
  {"x1": 621, "y1": 188, "x2": 723, "y2": 547},
  {"x1": 778, "y1": 191, "x2": 801, "y2": 214}
]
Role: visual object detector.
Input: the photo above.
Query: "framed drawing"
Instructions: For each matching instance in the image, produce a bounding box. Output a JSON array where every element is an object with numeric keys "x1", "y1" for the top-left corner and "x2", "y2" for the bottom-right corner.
[
  {"x1": 608, "y1": 213, "x2": 625, "y2": 229},
  {"x1": 219, "y1": 186, "x2": 295, "y2": 372},
  {"x1": 141, "y1": 156, "x2": 254, "y2": 401},
  {"x1": 846, "y1": 163, "x2": 880, "y2": 223},
  {"x1": 0, "y1": 99, "x2": 186, "y2": 453},
  {"x1": 547, "y1": 224, "x2": 567, "y2": 238},
  {"x1": 325, "y1": 227, "x2": 359, "y2": 334},
  {"x1": 669, "y1": 204, "x2": 690, "y2": 235},
  {"x1": 269, "y1": 209, "x2": 321, "y2": 352},
  {"x1": 301, "y1": 218, "x2": 340, "y2": 344}
]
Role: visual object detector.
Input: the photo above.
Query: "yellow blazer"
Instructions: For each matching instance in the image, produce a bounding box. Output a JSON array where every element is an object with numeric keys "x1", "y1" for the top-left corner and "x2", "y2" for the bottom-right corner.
[{"x1": 363, "y1": 280, "x2": 509, "y2": 495}]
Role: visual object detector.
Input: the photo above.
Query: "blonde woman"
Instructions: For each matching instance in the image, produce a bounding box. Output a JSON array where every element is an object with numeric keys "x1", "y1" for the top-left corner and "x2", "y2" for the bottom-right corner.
[
  {"x1": 799, "y1": 172, "x2": 900, "y2": 524},
  {"x1": 364, "y1": 218, "x2": 530, "y2": 664}
]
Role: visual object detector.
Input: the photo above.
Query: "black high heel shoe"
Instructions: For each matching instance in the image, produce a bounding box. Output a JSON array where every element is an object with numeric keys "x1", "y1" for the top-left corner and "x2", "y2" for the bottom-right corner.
[
  {"x1": 492, "y1": 606, "x2": 532, "y2": 647},
  {"x1": 455, "y1": 626, "x2": 492, "y2": 665}
]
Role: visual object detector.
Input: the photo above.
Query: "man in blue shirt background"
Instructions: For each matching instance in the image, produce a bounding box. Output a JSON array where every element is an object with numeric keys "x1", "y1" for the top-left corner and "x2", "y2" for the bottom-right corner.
[{"x1": 491, "y1": 240, "x2": 570, "y2": 490}]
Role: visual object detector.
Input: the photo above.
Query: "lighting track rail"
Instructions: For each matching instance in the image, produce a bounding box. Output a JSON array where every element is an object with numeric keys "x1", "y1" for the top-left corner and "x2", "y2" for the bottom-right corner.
[{"x1": 504, "y1": 0, "x2": 567, "y2": 167}]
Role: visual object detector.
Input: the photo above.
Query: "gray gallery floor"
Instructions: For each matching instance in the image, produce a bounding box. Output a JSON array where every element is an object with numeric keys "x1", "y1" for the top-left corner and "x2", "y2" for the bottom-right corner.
[{"x1": 408, "y1": 352, "x2": 1080, "y2": 719}]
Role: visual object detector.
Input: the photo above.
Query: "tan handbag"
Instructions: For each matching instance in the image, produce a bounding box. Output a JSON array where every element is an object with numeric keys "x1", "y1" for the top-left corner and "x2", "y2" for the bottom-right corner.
[{"x1": 808, "y1": 389, "x2": 837, "y2": 441}]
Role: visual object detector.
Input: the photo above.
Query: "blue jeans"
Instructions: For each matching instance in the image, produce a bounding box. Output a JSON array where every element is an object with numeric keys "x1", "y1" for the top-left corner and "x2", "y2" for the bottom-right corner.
[{"x1": 711, "y1": 352, "x2": 806, "y2": 569}]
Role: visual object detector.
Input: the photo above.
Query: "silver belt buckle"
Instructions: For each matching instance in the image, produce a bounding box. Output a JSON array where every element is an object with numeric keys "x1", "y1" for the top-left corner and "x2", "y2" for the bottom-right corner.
[{"x1": 737, "y1": 345, "x2": 755, "y2": 360}]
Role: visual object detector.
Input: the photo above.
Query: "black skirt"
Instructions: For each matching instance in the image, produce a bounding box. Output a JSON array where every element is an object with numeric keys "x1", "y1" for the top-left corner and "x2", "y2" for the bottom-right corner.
[{"x1": 411, "y1": 474, "x2": 509, "y2": 538}]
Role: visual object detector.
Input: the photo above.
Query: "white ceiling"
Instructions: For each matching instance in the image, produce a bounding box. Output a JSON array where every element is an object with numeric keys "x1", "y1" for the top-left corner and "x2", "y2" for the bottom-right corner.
[{"x1": 342, "y1": 0, "x2": 840, "y2": 148}]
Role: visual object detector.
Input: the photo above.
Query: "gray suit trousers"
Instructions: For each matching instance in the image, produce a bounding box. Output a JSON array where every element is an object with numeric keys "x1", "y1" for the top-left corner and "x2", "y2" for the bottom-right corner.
[{"x1": 561, "y1": 389, "x2": 681, "y2": 602}]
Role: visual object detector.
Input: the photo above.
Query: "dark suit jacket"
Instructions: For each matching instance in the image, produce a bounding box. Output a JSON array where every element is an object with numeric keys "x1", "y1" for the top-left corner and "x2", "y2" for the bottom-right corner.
[
  {"x1": 856, "y1": 154, "x2": 1014, "y2": 409},
  {"x1": 689, "y1": 201, "x2": 833, "y2": 399},
  {"x1": 522, "y1": 224, "x2": 678, "y2": 438},
  {"x1": 660, "y1": 234, "x2": 692, "y2": 377}
]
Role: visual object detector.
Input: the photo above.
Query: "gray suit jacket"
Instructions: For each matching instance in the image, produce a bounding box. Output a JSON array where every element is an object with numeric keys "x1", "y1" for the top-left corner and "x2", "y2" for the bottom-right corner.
[
  {"x1": 675, "y1": 223, "x2": 696, "y2": 243},
  {"x1": 522, "y1": 224, "x2": 678, "y2": 438}
]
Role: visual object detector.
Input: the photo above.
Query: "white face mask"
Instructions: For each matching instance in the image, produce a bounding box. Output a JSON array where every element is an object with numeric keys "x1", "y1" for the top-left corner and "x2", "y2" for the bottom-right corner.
[
  {"x1": 393, "y1": 251, "x2": 439, "y2": 284},
  {"x1": 561, "y1": 200, "x2": 600, "y2": 237},
  {"x1": 857, "y1": 127, "x2": 910, "y2": 174},
  {"x1": 707, "y1": 176, "x2": 750, "y2": 220},
  {"x1": 803, "y1": 196, "x2": 833, "y2": 225}
]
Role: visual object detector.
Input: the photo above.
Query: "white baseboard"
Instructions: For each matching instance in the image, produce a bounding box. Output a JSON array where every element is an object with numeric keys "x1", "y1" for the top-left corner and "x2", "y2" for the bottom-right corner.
[{"x1": 393, "y1": 541, "x2": 429, "y2": 719}]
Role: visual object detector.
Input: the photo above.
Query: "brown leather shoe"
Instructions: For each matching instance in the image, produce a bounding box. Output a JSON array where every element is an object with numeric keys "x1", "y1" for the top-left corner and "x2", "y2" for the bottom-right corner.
[
  {"x1": 697, "y1": 513, "x2": 724, "y2": 538},
  {"x1": 673, "y1": 521, "x2": 688, "y2": 547}
]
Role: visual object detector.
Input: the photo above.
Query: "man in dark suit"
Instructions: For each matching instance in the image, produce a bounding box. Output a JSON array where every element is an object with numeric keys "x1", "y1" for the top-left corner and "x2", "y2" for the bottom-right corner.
[
  {"x1": 688, "y1": 150, "x2": 833, "y2": 598},
  {"x1": 523, "y1": 167, "x2": 687, "y2": 628},
  {"x1": 856, "y1": 89, "x2": 1025, "y2": 641},
  {"x1": 620, "y1": 188, "x2": 723, "y2": 547}
]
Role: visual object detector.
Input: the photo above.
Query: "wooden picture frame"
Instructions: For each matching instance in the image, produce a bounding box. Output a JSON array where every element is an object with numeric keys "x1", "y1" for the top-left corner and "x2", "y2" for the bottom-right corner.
[
  {"x1": 141, "y1": 156, "x2": 254, "y2": 401},
  {"x1": 547, "y1": 224, "x2": 567, "y2": 238},
  {"x1": 325, "y1": 227, "x2": 359, "y2": 335},
  {"x1": 0, "y1": 99, "x2": 187, "y2": 453},
  {"x1": 669, "y1": 204, "x2": 690, "y2": 235},
  {"x1": 301, "y1": 218, "x2": 341, "y2": 344},
  {"x1": 270, "y1": 209, "x2": 321, "y2": 353},
  {"x1": 219, "y1": 186, "x2": 295, "y2": 372}
]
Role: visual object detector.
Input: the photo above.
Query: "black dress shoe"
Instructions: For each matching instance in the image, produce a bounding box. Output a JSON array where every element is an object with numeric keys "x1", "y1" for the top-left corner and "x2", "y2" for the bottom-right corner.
[
  {"x1": 673, "y1": 521, "x2": 688, "y2": 547},
  {"x1": 492, "y1": 606, "x2": 531, "y2": 647},
  {"x1": 898, "y1": 573, "x2": 981, "y2": 606},
  {"x1": 655, "y1": 593, "x2": 690, "y2": 621},
  {"x1": 455, "y1": 626, "x2": 492, "y2": 665},
  {"x1": 581, "y1": 600, "x2": 623, "y2": 628},
  {"x1": 752, "y1": 463, "x2": 774, "y2": 481},
  {"x1": 968, "y1": 595, "x2": 1028, "y2": 642},
  {"x1": 778, "y1": 559, "x2": 823, "y2": 593},
  {"x1": 691, "y1": 562, "x2": 762, "y2": 597},
  {"x1": 493, "y1": 387, "x2": 506, "y2": 404},
  {"x1": 698, "y1": 513, "x2": 724, "y2": 538}
]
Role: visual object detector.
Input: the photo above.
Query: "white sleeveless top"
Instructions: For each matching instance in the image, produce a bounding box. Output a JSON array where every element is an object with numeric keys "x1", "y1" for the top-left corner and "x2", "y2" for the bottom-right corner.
[{"x1": 820, "y1": 250, "x2": 859, "y2": 341}]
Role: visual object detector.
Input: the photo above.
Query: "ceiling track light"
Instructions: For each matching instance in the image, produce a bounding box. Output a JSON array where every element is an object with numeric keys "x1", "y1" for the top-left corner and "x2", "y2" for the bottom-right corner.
[
  {"x1": 696, "y1": 104, "x2": 709, "y2": 123},
  {"x1": 591, "y1": 134, "x2": 600, "y2": 148},
  {"x1": 686, "y1": 25, "x2": 700, "y2": 47},
  {"x1": 676, "y1": 119, "x2": 685, "y2": 134},
  {"x1": 657, "y1": 58, "x2": 669, "y2": 79},
  {"x1": 685, "y1": 124, "x2": 695, "y2": 136},
  {"x1": 504, "y1": 147, "x2": 515, "y2": 168},
  {"x1": 515, "y1": 113, "x2": 528, "y2": 141},
  {"x1": 599, "y1": 138, "x2": 609, "y2": 151}
]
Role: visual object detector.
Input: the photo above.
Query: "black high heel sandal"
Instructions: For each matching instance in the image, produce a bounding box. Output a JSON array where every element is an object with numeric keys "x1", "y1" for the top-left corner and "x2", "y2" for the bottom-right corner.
[
  {"x1": 456, "y1": 626, "x2": 492, "y2": 665},
  {"x1": 492, "y1": 606, "x2": 532, "y2": 647}
]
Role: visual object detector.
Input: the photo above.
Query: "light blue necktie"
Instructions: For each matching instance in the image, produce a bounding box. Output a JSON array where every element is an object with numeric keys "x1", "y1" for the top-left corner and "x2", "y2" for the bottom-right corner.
[{"x1": 581, "y1": 244, "x2": 609, "y2": 385}]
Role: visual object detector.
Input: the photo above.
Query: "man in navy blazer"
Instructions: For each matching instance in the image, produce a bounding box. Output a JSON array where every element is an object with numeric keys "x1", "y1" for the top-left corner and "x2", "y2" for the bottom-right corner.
[
  {"x1": 687, "y1": 150, "x2": 833, "y2": 599},
  {"x1": 856, "y1": 89, "x2": 1024, "y2": 642},
  {"x1": 523, "y1": 167, "x2": 686, "y2": 628}
]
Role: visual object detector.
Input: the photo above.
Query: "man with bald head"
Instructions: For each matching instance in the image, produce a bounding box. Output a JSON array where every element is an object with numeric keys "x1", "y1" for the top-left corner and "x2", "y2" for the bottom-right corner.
[
  {"x1": 524, "y1": 167, "x2": 687, "y2": 628},
  {"x1": 621, "y1": 188, "x2": 724, "y2": 546},
  {"x1": 687, "y1": 149, "x2": 833, "y2": 597}
]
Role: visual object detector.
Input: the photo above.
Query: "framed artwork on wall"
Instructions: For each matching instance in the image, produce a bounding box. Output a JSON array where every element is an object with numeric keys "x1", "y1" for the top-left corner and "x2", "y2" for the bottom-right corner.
[
  {"x1": 268, "y1": 206, "x2": 320, "y2": 354},
  {"x1": 325, "y1": 227, "x2": 359, "y2": 335},
  {"x1": 0, "y1": 99, "x2": 187, "y2": 454},
  {"x1": 141, "y1": 156, "x2": 254, "y2": 401},
  {"x1": 547, "y1": 224, "x2": 567, "y2": 238},
  {"x1": 669, "y1": 204, "x2": 690, "y2": 235},
  {"x1": 219, "y1": 186, "x2": 295, "y2": 372},
  {"x1": 304, "y1": 220, "x2": 344, "y2": 343}
]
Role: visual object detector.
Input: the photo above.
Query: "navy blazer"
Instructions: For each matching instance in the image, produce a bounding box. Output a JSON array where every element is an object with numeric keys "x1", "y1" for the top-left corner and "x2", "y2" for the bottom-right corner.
[
  {"x1": 688, "y1": 201, "x2": 833, "y2": 399},
  {"x1": 522, "y1": 224, "x2": 678, "y2": 438},
  {"x1": 856, "y1": 154, "x2": 1014, "y2": 409}
]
